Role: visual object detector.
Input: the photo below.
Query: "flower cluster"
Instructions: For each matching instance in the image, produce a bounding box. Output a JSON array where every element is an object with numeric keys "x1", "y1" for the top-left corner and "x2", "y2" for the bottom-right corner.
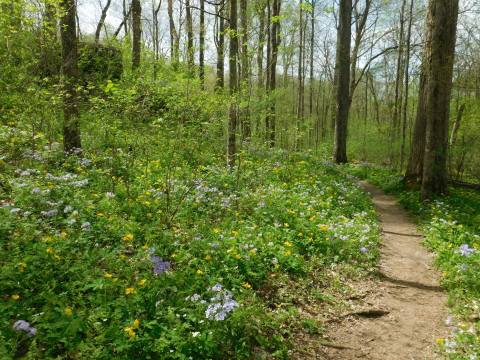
[{"x1": 204, "y1": 284, "x2": 238, "y2": 321}]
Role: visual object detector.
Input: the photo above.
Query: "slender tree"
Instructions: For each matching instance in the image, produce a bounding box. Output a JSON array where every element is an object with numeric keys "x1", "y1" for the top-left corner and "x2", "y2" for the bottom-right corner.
[
  {"x1": 421, "y1": 0, "x2": 459, "y2": 199},
  {"x1": 199, "y1": 0, "x2": 205, "y2": 88},
  {"x1": 168, "y1": 0, "x2": 180, "y2": 66},
  {"x1": 215, "y1": 3, "x2": 225, "y2": 90},
  {"x1": 333, "y1": 0, "x2": 352, "y2": 163},
  {"x1": 131, "y1": 0, "x2": 142, "y2": 70},
  {"x1": 256, "y1": 1, "x2": 266, "y2": 90},
  {"x1": 185, "y1": 0, "x2": 194, "y2": 75},
  {"x1": 228, "y1": 0, "x2": 239, "y2": 166},
  {"x1": 60, "y1": 0, "x2": 81, "y2": 152},
  {"x1": 94, "y1": 0, "x2": 112, "y2": 43}
]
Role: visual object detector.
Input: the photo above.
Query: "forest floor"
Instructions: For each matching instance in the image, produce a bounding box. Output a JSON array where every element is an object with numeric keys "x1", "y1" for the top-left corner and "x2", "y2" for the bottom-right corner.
[{"x1": 321, "y1": 182, "x2": 448, "y2": 359}]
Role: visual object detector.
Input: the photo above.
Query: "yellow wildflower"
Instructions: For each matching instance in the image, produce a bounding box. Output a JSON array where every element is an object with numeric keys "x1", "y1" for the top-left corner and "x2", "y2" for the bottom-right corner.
[
  {"x1": 11, "y1": 294, "x2": 20, "y2": 301},
  {"x1": 284, "y1": 241, "x2": 293, "y2": 247},
  {"x1": 133, "y1": 319, "x2": 140, "y2": 328},
  {"x1": 122, "y1": 233, "x2": 134, "y2": 242},
  {"x1": 104, "y1": 272, "x2": 113, "y2": 279},
  {"x1": 138, "y1": 279, "x2": 147, "y2": 286},
  {"x1": 319, "y1": 224, "x2": 329, "y2": 232},
  {"x1": 284, "y1": 249, "x2": 292, "y2": 257},
  {"x1": 196, "y1": 269, "x2": 204, "y2": 275},
  {"x1": 124, "y1": 326, "x2": 136, "y2": 340},
  {"x1": 436, "y1": 338, "x2": 445, "y2": 345},
  {"x1": 18, "y1": 262, "x2": 26, "y2": 272},
  {"x1": 64, "y1": 307, "x2": 73, "y2": 316},
  {"x1": 125, "y1": 287, "x2": 136, "y2": 295},
  {"x1": 242, "y1": 282, "x2": 252, "y2": 289},
  {"x1": 46, "y1": 247, "x2": 55, "y2": 254},
  {"x1": 205, "y1": 255, "x2": 212, "y2": 261}
]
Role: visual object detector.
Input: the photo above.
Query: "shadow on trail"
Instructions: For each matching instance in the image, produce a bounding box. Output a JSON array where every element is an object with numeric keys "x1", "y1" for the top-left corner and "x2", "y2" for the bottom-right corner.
[{"x1": 377, "y1": 271, "x2": 444, "y2": 292}]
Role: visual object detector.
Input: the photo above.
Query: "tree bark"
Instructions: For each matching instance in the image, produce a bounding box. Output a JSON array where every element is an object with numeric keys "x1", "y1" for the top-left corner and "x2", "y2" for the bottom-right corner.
[
  {"x1": 60, "y1": 0, "x2": 81, "y2": 153},
  {"x1": 405, "y1": 1, "x2": 433, "y2": 184},
  {"x1": 186, "y1": 0, "x2": 194, "y2": 75},
  {"x1": 228, "y1": 0, "x2": 239, "y2": 167},
  {"x1": 199, "y1": 0, "x2": 205, "y2": 88},
  {"x1": 257, "y1": 2, "x2": 266, "y2": 90},
  {"x1": 421, "y1": 0, "x2": 459, "y2": 199},
  {"x1": 215, "y1": 4, "x2": 225, "y2": 90},
  {"x1": 333, "y1": 0, "x2": 352, "y2": 163},
  {"x1": 131, "y1": 0, "x2": 142, "y2": 70},
  {"x1": 400, "y1": 0, "x2": 414, "y2": 170},
  {"x1": 168, "y1": 0, "x2": 180, "y2": 66}
]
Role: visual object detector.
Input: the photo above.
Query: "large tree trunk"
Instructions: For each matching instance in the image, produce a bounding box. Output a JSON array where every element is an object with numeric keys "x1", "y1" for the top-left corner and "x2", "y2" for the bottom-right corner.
[
  {"x1": 60, "y1": 0, "x2": 81, "y2": 153},
  {"x1": 199, "y1": 0, "x2": 205, "y2": 88},
  {"x1": 228, "y1": 0, "x2": 239, "y2": 167},
  {"x1": 333, "y1": 0, "x2": 352, "y2": 163},
  {"x1": 421, "y1": 0, "x2": 459, "y2": 199},
  {"x1": 296, "y1": 0, "x2": 304, "y2": 146},
  {"x1": 95, "y1": 0, "x2": 112, "y2": 43},
  {"x1": 185, "y1": 0, "x2": 194, "y2": 75},
  {"x1": 215, "y1": 4, "x2": 225, "y2": 90},
  {"x1": 405, "y1": 1, "x2": 433, "y2": 184},
  {"x1": 168, "y1": 0, "x2": 179, "y2": 66},
  {"x1": 131, "y1": 0, "x2": 142, "y2": 70}
]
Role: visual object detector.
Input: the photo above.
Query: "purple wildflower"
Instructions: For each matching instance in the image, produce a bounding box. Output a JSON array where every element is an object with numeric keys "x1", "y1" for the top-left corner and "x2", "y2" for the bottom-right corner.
[
  {"x1": 150, "y1": 255, "x2": 171, "y2": 275},
  {"x1": 458, "y1": 244, "x2": 475, "y2": 257},
  {"x1": 13, "y1": 320, "x2": 36, "y2": 337}
]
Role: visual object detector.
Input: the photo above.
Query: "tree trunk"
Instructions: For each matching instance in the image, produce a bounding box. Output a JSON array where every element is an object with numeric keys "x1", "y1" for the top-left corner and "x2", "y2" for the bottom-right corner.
[
  {"x1": 228, "y1": 0, "x2": 239, "y2": 167},
  {"x1": 297, "y1": 0, "x2": 304, "y2": 137},
  {"x1": 95, "y1": 0, "x2": 112, "y2": 43},
  {"x1": 60, "y1": 0, "x2": 81, "y2": 153},
  {"x1": 421, "y1": 0, "x2": 459, "y2": 200},
  {"x1": 400, "y1": 0, "x2": 414, "y2": 170},
  {"x1": 239, "y1": 0, "x2": 250, "y2": 138},
  {"x1": 185, "y1": 0, "x2": 194, "y2": 75},
  {"x1": 41, "y1": 2, "x2": 58, "y2": 77},
  {"x1": 265, "y1": 0, "x2": 281, "y2": 147},
  {"x1": 257, "y1": 2, "x2": 266, "y2": 90},
  {"x1": 215, "y1": 4, "x2": 225, "y2": 90},
  {"x1": 405, "y1": 1, "x2": 433, "y2": 184},
  {"x1": 333, "y1": 0, "x2": 352, "y2": 163},
  {"x1": 131, "y1": 0, "x2": 142, "y2": 70},
  {"x1": 309, "y1": 0, "x2": 315, "y2": 116},
  {"x1": 152, "y1": 0, "x2": 162, "y2": 80},
  {"x1": 168, "y1": 0, "x2": 179, "y2": 66},
  {"x1": 199, "y1": 0, "x2": 205, "y2": 88}
]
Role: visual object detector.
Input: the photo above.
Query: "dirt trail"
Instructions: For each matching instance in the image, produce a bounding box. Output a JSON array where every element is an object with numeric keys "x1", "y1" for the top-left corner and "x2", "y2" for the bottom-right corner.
[{"x1": 322, "y1": 182, "x2": 448, "y2": 359}]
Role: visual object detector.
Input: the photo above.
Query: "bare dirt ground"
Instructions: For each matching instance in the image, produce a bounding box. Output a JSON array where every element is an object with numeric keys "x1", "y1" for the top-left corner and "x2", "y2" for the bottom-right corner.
[{"x1": 321, "y1": 182, "x2": 448, "y2": 360}]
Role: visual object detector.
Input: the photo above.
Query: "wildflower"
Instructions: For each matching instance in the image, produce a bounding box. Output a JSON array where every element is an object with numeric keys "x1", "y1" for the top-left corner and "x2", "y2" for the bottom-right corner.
[
  {"x1": 192, "y1": 331, "x2": 200, "y2": 337},
  {"x1": 46, "y1": 247, "x2": 54, "y2": 254},
  {"x1": 211, "y1": 284, "x2": 223, "y2": 292},
  {"x1": 138, "y1": 279, "x2": 147, "y2": 286},
  {"x1": 13, "y1": 320, "x2": 36, "y2": 337},
  {"x1": 458, "y1": 244, "x2": 475, "y2": 257},
  {"x1": 284, "y1": 249, "x2": 292, "y2": 256},
  {"x1": 64, "y1": 307, "x2": 73, "y2": 316},
  {"x1": 18, "y1": 262, "x2": 26, "y2": 272},
  {"x1": 186, "y1": 293, "x2": 201, "y2": 302},
  {"x1": 242, "y1": 282, "x2": 252, "y2": 289},
  {"x1": 196, "y1": 269, "x2": 204, "y2": 275},
  {"x1": 360, "y1": 246, "x2": 368, "y2": 254},
  {"x1": 150, "y1": 256, "x2": 171, "y2": 275},
  {"x1": 125, "y1": 287, "x2": 136, "y2": 295},
  {"x1": 123, "y1": 233, "x2": 134, "y2": 242},
  {"x1": 104, "y1": 272, "x2": 113, "y2": 279},
  {"x1": 436, "y1": 338, "x2": 445, "y2": 345},
  {"x1": 105, "y1": 192, "x2": 115, "y2": 198},
  {"x1": 11, "y1": 294, "x2": 20, "y2": 301},
  {"x1": 124, "y1": 326, "x2": 136, "y2": 339},
  {"x1": 81, "y1": 222, "x2": 91, "y2": 231},
  {"x1": 133, "y1": 319, "x2": 140, "y2": 328},
  {"x1": 64, "y1": 205, "x2": 73, "y2": 213},
  {"x1": 319, "y1": 224, "x2": 329, "y2": 232},
  {"x1": 284, "y1": 241, "x2": 293, "y2": 247}
]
